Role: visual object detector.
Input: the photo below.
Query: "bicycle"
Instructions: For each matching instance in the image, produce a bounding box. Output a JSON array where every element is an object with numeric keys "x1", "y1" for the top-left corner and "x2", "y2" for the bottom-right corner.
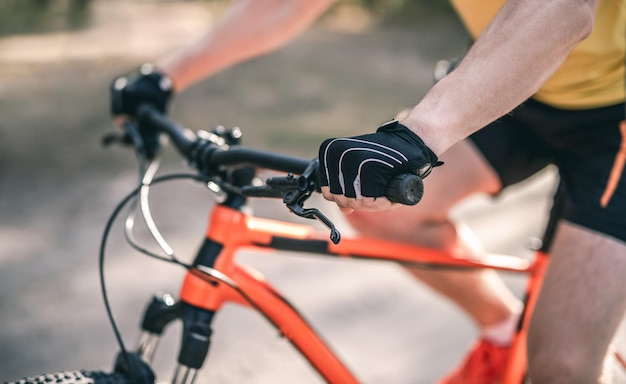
[{"x1": 7, "y1": 104, "x2": 626, "y2": 384}]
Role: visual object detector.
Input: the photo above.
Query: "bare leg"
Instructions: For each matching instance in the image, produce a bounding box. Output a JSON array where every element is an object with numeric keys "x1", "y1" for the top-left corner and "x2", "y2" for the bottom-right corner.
[
  {"x1": 528, "y1": 221, "x2": 626, "y2": 383},
  {"x1": 345, "y1": 139, "x2": 522, "y2": 327}
]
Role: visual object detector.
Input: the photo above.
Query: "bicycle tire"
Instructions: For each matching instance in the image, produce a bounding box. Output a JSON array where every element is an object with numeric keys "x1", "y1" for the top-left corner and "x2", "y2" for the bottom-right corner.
[{"x1": 6, "y1": 370, "x2": 132, "y2": 384}]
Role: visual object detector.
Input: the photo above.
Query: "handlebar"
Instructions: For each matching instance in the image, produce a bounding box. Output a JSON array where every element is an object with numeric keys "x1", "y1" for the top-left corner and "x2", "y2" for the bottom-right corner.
[
  {"x1": 137, "y1": 104, "x2": 311, "y2": 174},
  {"x1": 135, "y1": 104, "x2": 423, "y2": 206}
]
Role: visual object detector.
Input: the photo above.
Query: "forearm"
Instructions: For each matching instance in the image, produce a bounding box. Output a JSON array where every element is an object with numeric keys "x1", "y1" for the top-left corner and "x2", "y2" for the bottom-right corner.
[
  {"x1": 402, "y1": 0, "x2": 598, "y2": 156},
  {"x1": 157, "y1": 0, "x2": 336, "y2": 92}
]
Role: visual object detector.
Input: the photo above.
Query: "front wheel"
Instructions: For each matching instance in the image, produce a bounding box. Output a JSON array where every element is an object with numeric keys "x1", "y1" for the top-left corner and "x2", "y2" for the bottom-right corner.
[
  {"x1": 7, "y1": 370, "x2": 132, "y2": 384},
  {"x1": 7, "y1": 352, "x2": 155, "y2": 384}
]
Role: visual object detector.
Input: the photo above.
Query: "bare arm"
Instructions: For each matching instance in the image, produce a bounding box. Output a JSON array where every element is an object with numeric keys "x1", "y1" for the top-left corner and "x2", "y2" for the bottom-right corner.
[
  {"x1": 401, "y1": 0, "x2": 599, "y2": 156},
  {"x1": 157, "y1": 0, "x2": 336, "y2": 92}
]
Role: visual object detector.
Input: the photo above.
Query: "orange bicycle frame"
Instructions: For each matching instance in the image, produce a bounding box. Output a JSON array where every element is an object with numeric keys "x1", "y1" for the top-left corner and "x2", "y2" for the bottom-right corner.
[{"x1": 176, "y1": 204, "x2": 547, "y2": 384}]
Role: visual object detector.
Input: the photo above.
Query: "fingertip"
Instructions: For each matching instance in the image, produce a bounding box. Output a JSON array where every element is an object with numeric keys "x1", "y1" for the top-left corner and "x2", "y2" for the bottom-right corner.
[
  {"x1": 360, "y1": 197, "x2": 378, "y2": 208},
  {"x1": 113, "y1": 115, "x2": 131, "y2": 127},
  {"x1": 321, "y1": 187, "x2": 335, "y2": 202}
]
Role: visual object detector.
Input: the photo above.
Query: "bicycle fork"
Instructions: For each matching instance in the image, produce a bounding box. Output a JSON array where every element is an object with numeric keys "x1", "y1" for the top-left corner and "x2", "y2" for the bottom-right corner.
[
  {"x1": 135, "y1": 292, "x2": 216, "y2": 384},
  {"x1": 133, "y1": 232, "x2": 236, "y2": 384}
]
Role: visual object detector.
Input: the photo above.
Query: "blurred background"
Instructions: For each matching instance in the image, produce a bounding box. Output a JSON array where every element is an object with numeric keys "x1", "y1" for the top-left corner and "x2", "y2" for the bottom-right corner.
[{"x1": 0, "y1": 0, "x2": 613, "y2": 383}]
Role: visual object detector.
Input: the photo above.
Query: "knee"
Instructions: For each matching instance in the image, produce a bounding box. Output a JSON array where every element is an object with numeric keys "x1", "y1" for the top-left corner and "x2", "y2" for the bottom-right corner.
[
  {"x1": 345, "y1": 210, "x2": 394, "y2": 234},
  {"x1": 527, "y1": 350, "x2": 582, "y2": 383},
  {"x1": 527, "y1": 335, "x2": 599, "y2": 383},
  {"x1": 345, "y1": 211, "x2": 458, "y2": 249}
]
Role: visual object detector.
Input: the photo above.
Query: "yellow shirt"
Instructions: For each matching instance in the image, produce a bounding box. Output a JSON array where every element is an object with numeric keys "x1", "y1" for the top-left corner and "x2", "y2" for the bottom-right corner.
[{"x1": 450, "y1": 0, "x2": 626, "y2": 109}]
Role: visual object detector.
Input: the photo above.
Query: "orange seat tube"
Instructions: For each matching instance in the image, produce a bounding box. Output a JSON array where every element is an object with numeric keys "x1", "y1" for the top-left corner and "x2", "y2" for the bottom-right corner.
[{"x1": 502, "y1": 251, "x2": 549, "y2": 384}]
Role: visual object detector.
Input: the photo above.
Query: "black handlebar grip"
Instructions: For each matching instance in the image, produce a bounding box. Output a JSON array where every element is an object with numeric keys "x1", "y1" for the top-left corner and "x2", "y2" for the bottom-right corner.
[{"x1": 385, "y1": 174, "x2": 424, "y2": 205}]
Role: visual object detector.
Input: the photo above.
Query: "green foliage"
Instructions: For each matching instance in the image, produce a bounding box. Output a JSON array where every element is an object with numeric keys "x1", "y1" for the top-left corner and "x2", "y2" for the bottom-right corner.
[
  {"x1": 330, "y1": 0, "x2": 454, "y2": 26},
  {"x1": 0, "y1": 0, "x2": 453, "y2": 38},
  {"x1": 0, "y1": 0, "x2": 91, "y2": 36},
  {"x1": 347, "y1": 0, "x2": 453, "y2": 15}
]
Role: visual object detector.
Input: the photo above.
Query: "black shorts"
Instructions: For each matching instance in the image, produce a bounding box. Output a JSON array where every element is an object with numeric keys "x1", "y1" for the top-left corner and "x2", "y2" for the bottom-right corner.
[{"x1": 469, "y1": 99, "x2": 626, "y2": 250}]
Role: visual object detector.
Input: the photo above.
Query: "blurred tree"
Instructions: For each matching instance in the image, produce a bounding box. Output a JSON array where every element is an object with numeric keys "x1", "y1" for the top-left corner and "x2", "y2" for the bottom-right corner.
[
  {"x1": 346, "y1": 0, "x2": 453, "y2": 16},
  {"x1": 0, "y1": 0, "x2": 452, "y2": 38},
  {"x1": 0, "y1": 0, "x2": 91, "y2": 37}
]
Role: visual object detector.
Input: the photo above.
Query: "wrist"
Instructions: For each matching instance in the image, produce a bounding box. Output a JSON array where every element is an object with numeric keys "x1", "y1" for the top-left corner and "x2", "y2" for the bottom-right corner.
[
  {"x1": 140, "y1": 63, "x2": 174, "y2": 95},
  {"x1": 376, "y1": 120, "x2": 442, "y2": 178},
  {"x1": 153, "y1": 61, "x2": 183, "y2": 94},
  {"x1": 400, "y1": 110, "x2": 451, "y2": 157}
]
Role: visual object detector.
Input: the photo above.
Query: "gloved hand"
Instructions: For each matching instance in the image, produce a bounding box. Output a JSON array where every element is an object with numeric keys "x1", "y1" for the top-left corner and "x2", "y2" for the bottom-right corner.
[
  {"x1": 318, "y1": 120, "x2": 441, "y2": 200},
  {"x1": 109, "y1": 64, "x2": 173, "y2": 159},
  {"x1": 110, "y1": 63, "x2": 173, "y2": 117}
]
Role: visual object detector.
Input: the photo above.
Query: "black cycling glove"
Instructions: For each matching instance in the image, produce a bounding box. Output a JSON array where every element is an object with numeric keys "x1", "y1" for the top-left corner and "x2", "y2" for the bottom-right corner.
[
  {"x1": 110, "y1": 63, "x2": 173, "y2": 117},
  {"x1": 318, "y1": 120, "x2": 441, "y2": 199}
]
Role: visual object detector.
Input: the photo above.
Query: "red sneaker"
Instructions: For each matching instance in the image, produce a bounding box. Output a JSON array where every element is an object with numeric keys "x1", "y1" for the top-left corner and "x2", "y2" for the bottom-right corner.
[{"x1": 438, "y1": 339, "x2": 510, "y2": 384}]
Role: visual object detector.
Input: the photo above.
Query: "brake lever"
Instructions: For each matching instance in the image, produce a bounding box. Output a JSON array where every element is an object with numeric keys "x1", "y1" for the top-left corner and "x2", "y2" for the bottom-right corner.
[
  {"x1": 278, "y1": 161, "x2": 341, "y2": 244},
  {"x1": 101, "y1": 121, "x2": 147, "y2": 154},
  {"x1": 286, "y1": 200, "x2": 341, "y2": 244},
  {"x1": 101, "y1": 131, "x2": 133, "y2": 148}
]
